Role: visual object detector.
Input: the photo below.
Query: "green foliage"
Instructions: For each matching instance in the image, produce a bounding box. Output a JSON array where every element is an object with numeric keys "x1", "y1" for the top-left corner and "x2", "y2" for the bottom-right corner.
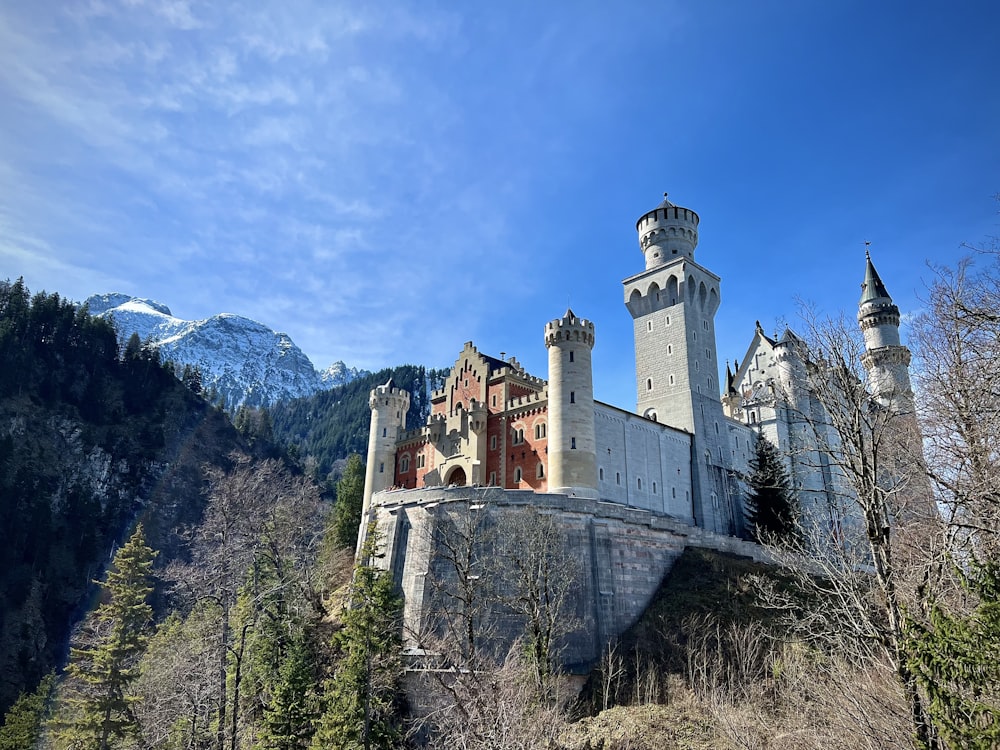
[
  {"x1": 270, "y1": 365, "x2": 446, "y2": 480},
  {"x1": 745, "y1": 433, "x2": 799, "y2": 544},
  {"x1": 0, "y1": 672, "x2": 55, "y2": 750},
  {"x1": 312, "y1": 526, "x2": 404, "y2": 750},
  {"x1": 907, "y1": 563, "x2": 1000, "y2": 749},
  {"x1": 53, "y1": 525, "x2": 157, "y2": 749},
  {"x1": 330, "y1": 454, "x2": 366, "y2": 551},
  {"x1": 0, "y1": 279, "x2": 249, "y2": 717},
  {"x1": 259, "y1": 630, "x2": 321, "y2": 750}
]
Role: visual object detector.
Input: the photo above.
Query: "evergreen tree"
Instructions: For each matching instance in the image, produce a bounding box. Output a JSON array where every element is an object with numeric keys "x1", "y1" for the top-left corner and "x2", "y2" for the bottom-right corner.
[
  {"x1": 745, "y1": 432, "x2": 798, "y2": 543},
  {"x1": 53, "y1": 525, "x2": 157, "y2": 750},
  {"x1": 312, "y1": 525, "x2": 403, "y2": 750},
  {"x1": 330, "y1": 454, "x2": 366, "y2": 551},
  {"x1": 0, "y1": 673, "x2": 55, "y2": 750},
  {"x1": 259, "y1": 631, "x2": 320, "y2": 750},
  {"x1": 907, "y1": 563, "x2": 1000, "y2": 749}
]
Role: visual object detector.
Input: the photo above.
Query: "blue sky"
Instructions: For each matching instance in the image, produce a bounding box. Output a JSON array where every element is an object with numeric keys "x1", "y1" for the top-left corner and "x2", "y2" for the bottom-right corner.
[{"x1": 2, "y1": 0, "x2": 998, "y2": 410}]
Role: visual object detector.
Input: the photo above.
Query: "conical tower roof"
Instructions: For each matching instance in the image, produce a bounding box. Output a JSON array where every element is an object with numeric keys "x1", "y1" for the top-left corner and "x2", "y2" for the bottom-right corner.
[{"x1": 860, "y1": 249, "x2": 892, "y2": 304}]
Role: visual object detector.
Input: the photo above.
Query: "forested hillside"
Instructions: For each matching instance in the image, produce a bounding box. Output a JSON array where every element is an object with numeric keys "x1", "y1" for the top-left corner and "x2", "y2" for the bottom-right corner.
[
  {"x1": 0, "y1": 279, "x2": 250, "y2": 717},
  {"x1": 270, "y1": 365, "x2": 447, "y2": 478}
]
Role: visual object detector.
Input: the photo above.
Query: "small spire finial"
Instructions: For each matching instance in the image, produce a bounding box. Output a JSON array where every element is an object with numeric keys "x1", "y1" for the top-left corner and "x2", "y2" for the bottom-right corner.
[
  {"x1": 663, "y1": 192, "x2": 668, "y2": 200},
  {"x1": 865, "y1": 240, "x2": 871, "y2": 260}
]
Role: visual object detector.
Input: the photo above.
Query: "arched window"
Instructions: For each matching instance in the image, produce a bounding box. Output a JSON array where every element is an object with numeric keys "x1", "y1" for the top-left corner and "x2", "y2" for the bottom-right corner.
[
  {"x1": 514, "y1": 467, "x2": 522, "y2": 483},
  {"x1": 637, "y1": 477, "x2": 642, "y2": 490},
  {"x1": 535, "y1": 422, "x2": 547, "y2": 439},
  {"x1": 599, "y1": 467, "x2": 605, "y2": 481},
  {"x1": 616, "y1": 472, "x2": 621, "y2": 485},
  {"x1": 400, "y1": 455, "x2": 410, "y2": 473},
  {"x1": 652, "y1": 482, "x2": 657, "y2": 494}
]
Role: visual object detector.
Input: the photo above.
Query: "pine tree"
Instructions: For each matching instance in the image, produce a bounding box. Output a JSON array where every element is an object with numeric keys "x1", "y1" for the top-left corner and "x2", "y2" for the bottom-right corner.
[
  {"x1": 907, "y1": 563, "x2": 1000, "y2": 749},
  {"x1": 745, "y1": 432, "x2": 798, "y2": 543},
  {"x1": 330, "y1": 454, "x2": 366, "y2": 551},
  {"x1": 259, "y1": 632, "x2": 320, "y2": 750},
  {"x1": 0, "y1": 673, "x2": 55, "y2": 750},
  {"x1": 53, "y1": 525, "x2": 157, "y2": 750},
  {"x1": 312, "y1": 525, "x2": 403, "y2": 750}
]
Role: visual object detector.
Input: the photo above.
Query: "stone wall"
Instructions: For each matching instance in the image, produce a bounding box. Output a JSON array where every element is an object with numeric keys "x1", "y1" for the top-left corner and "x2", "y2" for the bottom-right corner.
[{"x1": 368, "y1": 485, "x2": 768, "y2": 672}]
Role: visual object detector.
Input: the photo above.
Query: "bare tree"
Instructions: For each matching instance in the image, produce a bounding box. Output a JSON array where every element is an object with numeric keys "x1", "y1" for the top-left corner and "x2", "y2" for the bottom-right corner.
[
  {"x1": 408, "y1": 497, "x2": 581, "y2": 749},
  {"x1": 911, "y1": 254, "x2": 1000, "y2": 560},
  {"x1": 761, "y1": 311, "x2": 943, "y2": 749},
  {"x1": 166, "y1": 455, "x2": 324, "y2": 750}
]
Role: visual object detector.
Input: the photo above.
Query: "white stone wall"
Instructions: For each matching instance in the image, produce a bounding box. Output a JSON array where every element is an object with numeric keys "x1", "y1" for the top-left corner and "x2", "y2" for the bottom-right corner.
[
  {"x1": 368, "y1": 486, "x2": 770, "y2": 670},
  {"x1": 594, "y1": 403, "x2": 694, "y2": 520}
]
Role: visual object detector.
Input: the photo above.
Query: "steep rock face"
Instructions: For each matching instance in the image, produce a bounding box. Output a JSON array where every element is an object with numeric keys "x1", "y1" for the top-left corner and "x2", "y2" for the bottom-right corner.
[{"x1": 86, "y1": 295, "x2": 368, "y2": 409}]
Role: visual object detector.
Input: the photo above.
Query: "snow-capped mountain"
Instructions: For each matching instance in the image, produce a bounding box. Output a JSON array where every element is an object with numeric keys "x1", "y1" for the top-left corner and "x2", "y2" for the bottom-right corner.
[{"x1": 85, "y1": 294, "x2": 368, "y2": 409}]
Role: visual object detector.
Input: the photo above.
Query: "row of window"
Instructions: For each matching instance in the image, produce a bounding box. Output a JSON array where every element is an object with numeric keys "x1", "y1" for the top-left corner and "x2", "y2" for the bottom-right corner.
[
  {"x1": 398, "y1": 453, "x2": 426, "y2": 474},
  {"x1": 597, "y1": 466, "x2": 675, "y2": 496},
  {"x1": 505, "y1": 421, "x2": 547, "y2": 448},
  {"x1": 511, "y1": 463, "x2": 545, "y2": 483}
]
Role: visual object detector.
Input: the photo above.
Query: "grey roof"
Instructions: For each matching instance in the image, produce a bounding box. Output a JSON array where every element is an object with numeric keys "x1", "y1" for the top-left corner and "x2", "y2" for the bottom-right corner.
[{"x1": 860, "y1": 251, "x2": 892, "y2": 304}]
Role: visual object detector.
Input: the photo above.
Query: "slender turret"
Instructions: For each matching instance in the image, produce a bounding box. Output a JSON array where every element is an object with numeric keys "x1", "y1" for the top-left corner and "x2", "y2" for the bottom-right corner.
[
  {"x1": 858, "y1": 248, "x2": 913, "y2": 411},
  {"x1": 359, "y1": 379, "x2": 410, "y2": 555},
  {"x1": 545, "y1": 309, "x2": 598, "y2": 498}
]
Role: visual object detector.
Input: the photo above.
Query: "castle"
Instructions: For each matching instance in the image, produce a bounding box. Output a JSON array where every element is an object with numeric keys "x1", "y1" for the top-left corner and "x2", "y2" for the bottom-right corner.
[{"x1": 358, "y1": 194, "x2": 916, "y2": 668}]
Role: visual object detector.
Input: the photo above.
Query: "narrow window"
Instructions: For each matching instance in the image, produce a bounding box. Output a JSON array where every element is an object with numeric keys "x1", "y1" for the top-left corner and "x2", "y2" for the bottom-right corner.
[
  {"x1": 571, "y1": 437, "x2": 577, "y2": 449},
  {"x1": 514, "y1": 467, "x2": 522, "y2": 483},
  {"x1": 599, "y1": 467, "x2": 605, "y2": 481},
  {"x1": 669, "y1": 374, "x2": 675, "y2": 385},
  {"x1": 489, "y1": 471, "x2": 497, "y2": 485},
  {"x1": 400, "y1": 456, "x2": 410, "y2": 473},
  {"x1": 647, "y1": 321, "x2": 652, "y2": 331},
  {"x1": 672, "y1": 487, "x2": 676, "y2": 498},
  {"x1": 666, "y1": 316, "x2": 671, "y2": 326},
  {"x1": 490, "y1": 435, "x2": 497, "y2": 450},
  {"x1": 570, "y1": 391, "x2": 575, "y2": 404},
  {"x1": 492, "y1": 394, "x2": 497, "y2": 407},
  {"x1": 379, "y1": 462, "x2": 384, "y2": 474},
  {"x1": 667, "y1": 345, "x2": 673, "y2": 354},
  {"x1": 652, "y1": 481, "x2": 657, "y2": 494},
  {"x1": 646, "y1": 378, "x2": 652, "y2": 391},
  {"x1": 637, "y1": 477, "x2": 642, "y2": 490},
  {"x1": 569, "y1": 350, "x2": 574, "y2": 362},
  {"x1": 536, "y1": 463, "x2": 544, "y2": 479},
  {"x1": 616, "y1": 472, "x2": 621, "y2": 485},
  {"x1": 382, "y1": 427, "x2": 387, "y2": 437}
]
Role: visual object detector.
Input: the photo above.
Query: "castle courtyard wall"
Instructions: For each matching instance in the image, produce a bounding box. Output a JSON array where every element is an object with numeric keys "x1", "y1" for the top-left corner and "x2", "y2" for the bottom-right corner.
[{"x1": 368, "y1": 485, "x2": 767, "y2": 672}]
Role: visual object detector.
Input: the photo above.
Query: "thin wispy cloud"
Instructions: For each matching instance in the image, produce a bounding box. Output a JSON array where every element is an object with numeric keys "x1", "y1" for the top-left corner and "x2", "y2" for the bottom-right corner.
[{"x1": 2, "y1": 1, "x2": 998, "y2": 408}]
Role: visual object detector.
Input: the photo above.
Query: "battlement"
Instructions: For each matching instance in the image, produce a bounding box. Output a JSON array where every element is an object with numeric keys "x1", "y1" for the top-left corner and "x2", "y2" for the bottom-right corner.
[
  {"x1": 544, "y1": 309, "x2": 596, "y2": 348},
  {"x1": 369, "y1": 382, "x2": 410, "y2": 409},
  {"x1": 636, "y1": 195, "x2": 700, "y2": 268}
]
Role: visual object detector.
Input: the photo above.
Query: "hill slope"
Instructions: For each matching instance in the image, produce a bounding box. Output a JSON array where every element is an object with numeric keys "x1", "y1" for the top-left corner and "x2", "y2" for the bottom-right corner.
[{"x1": 0, "y1": 281, "x2": 254, "y2": 716}]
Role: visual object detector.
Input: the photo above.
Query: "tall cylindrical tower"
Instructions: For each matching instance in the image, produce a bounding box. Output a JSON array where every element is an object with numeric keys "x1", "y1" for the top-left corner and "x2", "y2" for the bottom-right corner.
[
  {"x1": 359, "y1": 379, "x2": 410, "y2": 555},
  {"x1": 858, "y1": 250, "x2": 913, "y2": 411},
  {"x1": 545, "y1": 309, "x2": 598, "y2": 498}
]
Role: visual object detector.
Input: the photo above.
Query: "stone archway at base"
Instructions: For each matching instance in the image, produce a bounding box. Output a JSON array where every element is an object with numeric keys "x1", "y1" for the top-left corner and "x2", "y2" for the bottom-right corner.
[{"x1": 445, "y1": 467, "x2": 467, "y2": 486}]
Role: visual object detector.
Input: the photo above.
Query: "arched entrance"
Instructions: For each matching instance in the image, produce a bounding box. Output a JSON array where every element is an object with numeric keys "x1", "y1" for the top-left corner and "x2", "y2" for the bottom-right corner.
[{"x1": 445, "y1": 466, "x2": 467, "y2": 486}]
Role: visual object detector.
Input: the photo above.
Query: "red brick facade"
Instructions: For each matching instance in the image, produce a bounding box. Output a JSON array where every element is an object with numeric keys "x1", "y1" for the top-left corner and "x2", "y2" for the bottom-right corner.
[{"x1": 391, "y1": 343, "x2": 549, "y2": 491}]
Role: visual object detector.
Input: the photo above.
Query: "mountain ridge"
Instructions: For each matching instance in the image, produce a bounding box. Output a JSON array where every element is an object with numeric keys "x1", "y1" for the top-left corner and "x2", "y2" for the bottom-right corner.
[{"x1": 85, "y1": 293, "x2": 369, "y2": 409}]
